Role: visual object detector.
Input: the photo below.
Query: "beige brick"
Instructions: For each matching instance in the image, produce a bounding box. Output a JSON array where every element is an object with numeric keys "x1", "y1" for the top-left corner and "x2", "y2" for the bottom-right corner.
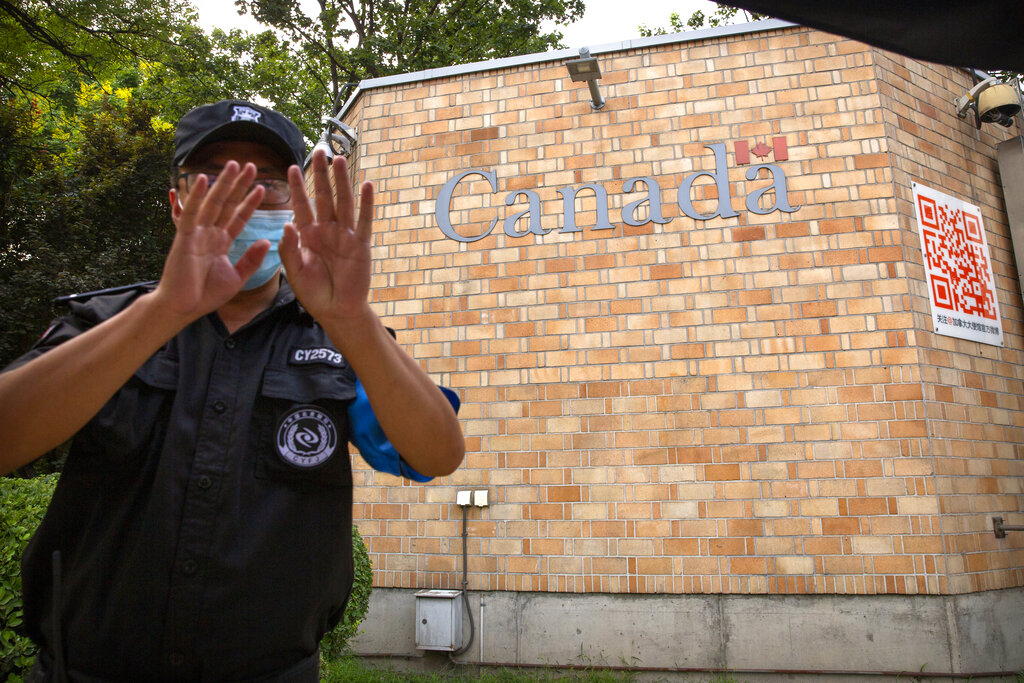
[{"x1": 776, "y1": 556, "x2": 815, "y2": 575}]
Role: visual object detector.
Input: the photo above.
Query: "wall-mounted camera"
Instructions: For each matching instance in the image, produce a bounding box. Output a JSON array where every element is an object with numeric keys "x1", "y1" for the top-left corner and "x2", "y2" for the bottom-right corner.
[
  {"x1": 304, "y1": 115, "x2": 358, "y2": 168},
  {"x1": 955, "y1": 77, "x2": 1021, "y2": 129}
]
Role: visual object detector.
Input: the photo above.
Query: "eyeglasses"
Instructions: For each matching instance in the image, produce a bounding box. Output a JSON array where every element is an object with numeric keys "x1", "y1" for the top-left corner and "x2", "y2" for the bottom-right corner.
[{"x1": 175, "y1": 172, "x2": 291, "y2": 205}]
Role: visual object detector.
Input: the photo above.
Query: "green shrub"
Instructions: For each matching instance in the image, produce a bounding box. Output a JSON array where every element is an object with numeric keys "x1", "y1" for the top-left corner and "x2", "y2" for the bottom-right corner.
[
  {"x1": 1, "y1": 474, "x2": 57, "y2": 679},
  {"x1": 320, "y1": 525, "x2": 373, "y2": 661},
  {"x1": 0, "y1": 474, "x2": 371, "y2": 676}
]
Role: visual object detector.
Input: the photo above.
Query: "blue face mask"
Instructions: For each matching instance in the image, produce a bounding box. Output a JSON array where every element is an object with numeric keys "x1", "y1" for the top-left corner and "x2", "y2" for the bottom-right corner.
[{"x1": 228, "y1": 209, "x2": 293, "y2": 291}]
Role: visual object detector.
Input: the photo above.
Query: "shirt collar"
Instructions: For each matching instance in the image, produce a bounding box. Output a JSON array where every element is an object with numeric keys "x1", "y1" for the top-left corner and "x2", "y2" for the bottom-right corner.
[
  {"x1": 273, "y1": 276, "x2": 296, "y2": 308},
  {"x1": 272, "y1": 277, "x2": 314, "y2": 320}
]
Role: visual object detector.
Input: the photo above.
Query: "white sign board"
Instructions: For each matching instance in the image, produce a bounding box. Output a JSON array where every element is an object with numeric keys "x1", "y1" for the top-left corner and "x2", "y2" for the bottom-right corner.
[{"x1": 913, "y1": 182, "x2": 1002, "y2": 346}]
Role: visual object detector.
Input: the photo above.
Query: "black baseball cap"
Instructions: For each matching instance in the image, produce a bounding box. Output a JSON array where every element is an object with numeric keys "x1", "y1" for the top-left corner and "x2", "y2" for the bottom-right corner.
[{"x1": 173, "y1": 100, "x2": 306, "y2": 169}]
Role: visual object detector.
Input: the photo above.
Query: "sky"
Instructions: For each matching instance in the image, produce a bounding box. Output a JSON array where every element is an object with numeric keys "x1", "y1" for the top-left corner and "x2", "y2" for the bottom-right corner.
[
  {"x1": 194, "y1": 0, "x2": 719, "y2": 51},
  {"x1": 559, "y1": 0, "x2": 715, "y2": 48}
]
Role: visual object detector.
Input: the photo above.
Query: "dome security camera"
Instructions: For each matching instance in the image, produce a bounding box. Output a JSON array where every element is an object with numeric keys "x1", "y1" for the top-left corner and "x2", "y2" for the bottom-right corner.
[
  {"x1": 955, "y1": 77, "x2": 1021, "y2": 129},
  {"x1": 978, "y1": 82, "x2": 1021, "y2": 126}
]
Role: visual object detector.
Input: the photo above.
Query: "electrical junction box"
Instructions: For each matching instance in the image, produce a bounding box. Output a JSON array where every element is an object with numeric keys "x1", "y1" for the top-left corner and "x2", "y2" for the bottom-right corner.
[{"x1": 414, "y1": 589, "x2": 463, "y2": 651}]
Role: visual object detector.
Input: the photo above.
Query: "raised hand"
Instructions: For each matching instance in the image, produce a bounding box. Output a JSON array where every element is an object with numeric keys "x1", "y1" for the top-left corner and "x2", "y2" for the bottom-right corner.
[
  {"x1": 278, "y1": 150, "x2": 463, "y2": 476},
  {"x1": 279, "y1": 149, "x2": 375, "y2": 325},
  {"x1": 153, "y1": 161, "x2": 270, "y2": 322}
]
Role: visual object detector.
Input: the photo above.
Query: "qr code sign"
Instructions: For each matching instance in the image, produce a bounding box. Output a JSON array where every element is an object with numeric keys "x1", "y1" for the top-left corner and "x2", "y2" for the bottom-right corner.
[
  {"x1": 917, "y1": 197, "x2": 995, "y2": 318},
  {"x1": 913, "y1": 183, "x2": 1002, "y2": 346}
]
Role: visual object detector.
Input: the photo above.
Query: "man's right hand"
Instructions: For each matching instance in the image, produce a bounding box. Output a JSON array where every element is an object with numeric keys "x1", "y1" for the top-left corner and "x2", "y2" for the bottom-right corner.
[{"x1": 153, "y1": 161, "x2": 270, "y2": 324}]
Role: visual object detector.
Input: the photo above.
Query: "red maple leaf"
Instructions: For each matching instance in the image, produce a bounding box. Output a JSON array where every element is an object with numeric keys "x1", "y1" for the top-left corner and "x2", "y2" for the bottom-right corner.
[{"x1": 751, "y1": 141, "x2": 772, "y2": 158}]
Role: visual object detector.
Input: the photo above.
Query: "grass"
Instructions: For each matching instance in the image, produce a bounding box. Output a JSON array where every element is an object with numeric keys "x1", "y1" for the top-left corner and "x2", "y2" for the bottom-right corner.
[
  {"x1": 321, "y1": 656, "x2": 631, "y2": 682},
  {"x1": 321, "y1": 656, "x2": 746, "y2": 683},
  {"x1": 322, "y1": 657, "x2": 1024, "y2": 683}
]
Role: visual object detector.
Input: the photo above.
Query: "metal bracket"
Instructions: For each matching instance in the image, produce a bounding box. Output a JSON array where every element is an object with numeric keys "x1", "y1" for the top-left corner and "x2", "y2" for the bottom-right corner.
[
  {"x1": 304, "y1": 115, "x2": 359, "y2": 168},
  {"x1": 993, "y1": 516, "x2": 1024, "y2": 538}
]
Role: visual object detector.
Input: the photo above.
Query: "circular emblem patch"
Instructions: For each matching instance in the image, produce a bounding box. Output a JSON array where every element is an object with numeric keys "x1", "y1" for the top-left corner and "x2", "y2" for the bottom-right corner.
[{"x1": 275, "y1": 404, "x2": 338, "y2": 468}]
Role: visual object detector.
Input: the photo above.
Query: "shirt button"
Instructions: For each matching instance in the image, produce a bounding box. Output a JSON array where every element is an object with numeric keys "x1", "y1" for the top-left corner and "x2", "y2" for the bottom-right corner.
[
  {"x1": 224, "y1": 338, "x2": 236, "y2": 350},
  {"x1": 182, "y1": 560, "x2": 197, "y2": 576},
  {"x1": 169, "y1": 652, "x2": 184, "y2": 667},
  {"x1": 213, "y1": 400, "x2": 226, "y2": 413},
  {"x1": 197, "y1": 475, "x2": 212, "y2": 490}
]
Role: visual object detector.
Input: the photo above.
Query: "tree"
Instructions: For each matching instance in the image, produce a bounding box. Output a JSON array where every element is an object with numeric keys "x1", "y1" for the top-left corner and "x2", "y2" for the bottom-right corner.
[
  {"x1": 0, "y1": 1, "x2": 312, "y2": 136},
  {"x1": 0, "y1": 2, "x2": 302, "y2": 375},
  {"x1": 130, "y1": 25, "x2": 327, "y2": 138},
  {"x1": 0, "y1": 0, "x2": 199, "y2": 99},
  {"x1": 638, "y1": 3, "x2": 766, "y2": 37},
  {"x1": 0, "y1": 90, "x2": 176, "y2": 370},
  {"x1": 232, "y1": 0, "x2": 585, "y2": 117}
]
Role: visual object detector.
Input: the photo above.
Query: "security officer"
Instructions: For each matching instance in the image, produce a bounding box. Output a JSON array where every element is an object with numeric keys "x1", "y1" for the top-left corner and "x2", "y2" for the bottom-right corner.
[{"x1": 0, "y1": 100, "x2": 465, "y2": 680}]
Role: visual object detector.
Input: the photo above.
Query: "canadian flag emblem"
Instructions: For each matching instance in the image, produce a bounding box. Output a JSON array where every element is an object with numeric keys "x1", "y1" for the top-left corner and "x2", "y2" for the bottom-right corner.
[{"x1": 735, "y1": 137, "x2": 788, "y2": 165}]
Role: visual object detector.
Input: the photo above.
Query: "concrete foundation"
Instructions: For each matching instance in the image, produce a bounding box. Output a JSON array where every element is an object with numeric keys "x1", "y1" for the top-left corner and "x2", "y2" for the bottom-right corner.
[{"x1": 351, "y1": 588, "x2": 1024, "y2": 680}]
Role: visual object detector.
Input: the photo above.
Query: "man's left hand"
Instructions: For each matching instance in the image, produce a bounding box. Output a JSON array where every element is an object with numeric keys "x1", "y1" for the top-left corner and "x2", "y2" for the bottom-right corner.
[{"x1": 279, "y1": 149, "x2": 375, "y2": 325}]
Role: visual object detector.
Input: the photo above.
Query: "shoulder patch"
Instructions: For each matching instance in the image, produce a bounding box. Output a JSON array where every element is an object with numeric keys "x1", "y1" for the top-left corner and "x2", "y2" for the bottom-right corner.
[{"x1": 289, "y1": 346, "x2": 345, "y2": 367}]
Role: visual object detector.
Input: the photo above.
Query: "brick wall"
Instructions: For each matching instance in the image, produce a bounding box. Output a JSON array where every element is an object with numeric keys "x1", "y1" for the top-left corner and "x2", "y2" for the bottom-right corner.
[
  {"x1": 872, "y1": 50, "x2": 1024, "y2": 592},
  {"x1": 344, "y1": 24, "x2": 1024, "y2": 597}
]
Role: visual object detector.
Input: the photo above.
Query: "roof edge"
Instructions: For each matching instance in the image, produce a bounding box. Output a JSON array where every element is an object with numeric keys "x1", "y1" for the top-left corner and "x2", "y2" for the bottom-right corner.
[{"x1": 338, "y1": 18, "x2": 797, "y2": 119}]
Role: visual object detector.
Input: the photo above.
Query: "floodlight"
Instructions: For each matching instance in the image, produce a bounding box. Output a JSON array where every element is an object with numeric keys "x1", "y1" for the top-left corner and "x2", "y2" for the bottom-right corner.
[{"x1": 565, "y1": 48, "x2": 606, "y2": 110}]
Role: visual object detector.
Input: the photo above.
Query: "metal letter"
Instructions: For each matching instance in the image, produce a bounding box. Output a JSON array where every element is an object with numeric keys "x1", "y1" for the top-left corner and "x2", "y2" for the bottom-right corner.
[
  {"x1": 622, "y1": 177, "x2": 671, "y2": 226},
  {"x1": 504, "y1": 190, "x2": 546, "y2": 237},
  {"x1": 435, "y1": 169, "x2": 498, "y2": 243},
  {"x1": 676, "y1": 143, "x2": 740, "y2": 221},
  {"x1": 557, "y1": 183, "x2": 615, "y2": 233},
  {"x1": 744, "y1": 164, "x2": 800, "y2": 215}
]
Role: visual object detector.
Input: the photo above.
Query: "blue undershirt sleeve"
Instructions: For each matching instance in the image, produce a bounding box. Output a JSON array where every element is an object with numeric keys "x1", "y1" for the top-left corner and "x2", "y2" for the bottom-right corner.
[{"x1": 347, "y1": 378, "x2": 460, "y2": 482}]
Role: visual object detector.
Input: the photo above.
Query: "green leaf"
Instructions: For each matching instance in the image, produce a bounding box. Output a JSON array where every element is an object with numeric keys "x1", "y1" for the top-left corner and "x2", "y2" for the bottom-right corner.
[{"x1": 0, "y1": 475, "x2": 53, "y2": 676}]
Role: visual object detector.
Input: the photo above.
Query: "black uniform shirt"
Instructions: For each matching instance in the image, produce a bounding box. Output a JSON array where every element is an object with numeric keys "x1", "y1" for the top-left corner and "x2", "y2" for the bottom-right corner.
[{"x1": 5, "y1": 281, "x2": 357, "y2": 681}]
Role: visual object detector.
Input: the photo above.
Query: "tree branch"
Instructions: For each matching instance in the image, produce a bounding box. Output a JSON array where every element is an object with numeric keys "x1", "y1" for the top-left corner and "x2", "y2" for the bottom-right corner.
[{"x1": 0, "y1": 0, "x2": 95, "y2": 77}]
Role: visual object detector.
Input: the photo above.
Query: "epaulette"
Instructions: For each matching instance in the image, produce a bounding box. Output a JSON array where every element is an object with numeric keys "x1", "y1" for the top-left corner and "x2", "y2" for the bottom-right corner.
[{"x1": 53, "y1": 281, "x2": 158, "y2": 307}]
